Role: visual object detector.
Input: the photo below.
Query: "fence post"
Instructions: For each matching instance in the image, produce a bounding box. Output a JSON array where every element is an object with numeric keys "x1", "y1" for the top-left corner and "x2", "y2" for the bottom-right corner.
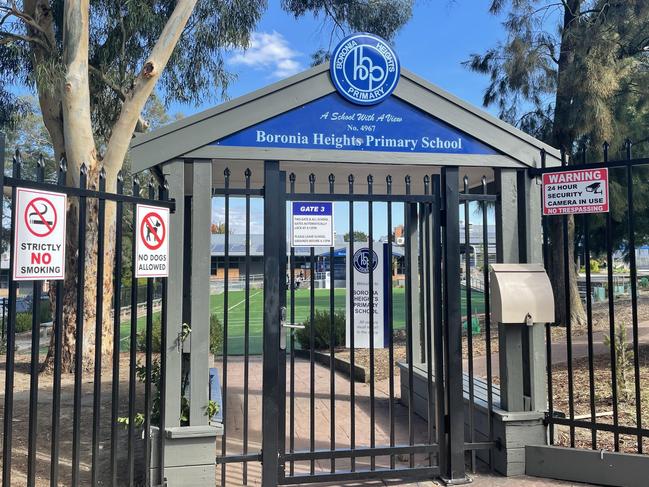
[
  {"x1": 262, "y1": 160, "x2": 282, "y2": 487},
  {"x1": 517, "y1": 169, "x2": 546, "y2": 412},
  {"x1": 188, "y1": 160, "x2": 212, "y2": 426},
  {"x1": 495, "y1": 168, "x2": 525, "y2": 412},
  {"x1": 440, "y1": 166, "x2": 469, "y2": 484}
]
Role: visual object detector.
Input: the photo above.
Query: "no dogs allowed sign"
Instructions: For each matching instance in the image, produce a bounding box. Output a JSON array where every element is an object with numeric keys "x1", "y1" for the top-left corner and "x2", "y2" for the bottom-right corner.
[
  {"x1": 542, "y1": 168, "x2": 609, "y2": 216},
  {"x1": 13, "y1": 188, "x2": 67, "y2": 280},
  {"x1": 135, "y1": 205, "x2": 169, "y2": 278}
]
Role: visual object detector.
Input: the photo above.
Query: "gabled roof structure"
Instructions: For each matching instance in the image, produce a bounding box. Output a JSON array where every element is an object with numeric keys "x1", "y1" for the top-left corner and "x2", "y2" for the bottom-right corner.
[{"x1": 130, "y1": 63, "x2": 561, "y2": 172}]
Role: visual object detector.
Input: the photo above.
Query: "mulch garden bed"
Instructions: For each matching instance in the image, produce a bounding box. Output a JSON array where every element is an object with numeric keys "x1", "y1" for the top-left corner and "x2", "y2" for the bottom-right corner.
[{"x1": 550, "y1": 343, "x2": 649, "y2": 454}]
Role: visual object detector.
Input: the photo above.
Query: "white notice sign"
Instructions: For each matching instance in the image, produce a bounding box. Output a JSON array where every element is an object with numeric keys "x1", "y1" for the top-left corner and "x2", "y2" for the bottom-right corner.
[
  {"x1": 13, "y1": 188, "x2": 67, "y2": 280},
  {"x1": 346, "y1": 243, "x2": 385, "y2": 349},
  {"x1": 291, "y1": 201, "x2": 334, "y2": 247},
  {"x1": 135, "y1": 204, "x2": 169, "y2": 278}
]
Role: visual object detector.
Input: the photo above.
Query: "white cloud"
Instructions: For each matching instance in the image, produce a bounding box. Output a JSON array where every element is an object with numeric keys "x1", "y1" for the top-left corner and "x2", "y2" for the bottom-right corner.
[{"x1": 230, "y1": 31, "x2": 303, "y2": 79}]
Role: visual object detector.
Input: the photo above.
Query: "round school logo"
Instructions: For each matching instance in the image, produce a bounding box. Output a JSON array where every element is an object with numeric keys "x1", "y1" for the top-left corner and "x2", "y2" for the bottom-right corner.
[
  {"x1": 330, "y1": 33, "x2": 400, "y2": 106},
  {"x1": 353, "y1": 248, "x2": 379, "y2": 274}
]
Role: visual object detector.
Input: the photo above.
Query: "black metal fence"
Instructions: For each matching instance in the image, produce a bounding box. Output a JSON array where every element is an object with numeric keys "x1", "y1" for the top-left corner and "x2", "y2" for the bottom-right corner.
[
  {"x1": 531, "y1": 142, "x2": 649, "y2": 456},
  {"x1": 211, "y1": 164, "x2": 499, "y2": 485},
  {"x1": 0, "y1": 134, "x2": 173, "y2": 486}
]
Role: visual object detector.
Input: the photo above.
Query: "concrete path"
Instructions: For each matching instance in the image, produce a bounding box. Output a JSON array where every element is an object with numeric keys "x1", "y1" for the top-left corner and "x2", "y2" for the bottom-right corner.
[
  {"x1": 468, "y1": 320, "x2": 649, "y2": 378},
  {"x1": 212, "y1": 357, "x2": 597, "y2": 487}
]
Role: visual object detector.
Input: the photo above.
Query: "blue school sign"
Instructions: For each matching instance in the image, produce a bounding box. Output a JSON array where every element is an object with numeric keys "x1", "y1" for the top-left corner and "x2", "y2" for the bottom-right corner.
[{"x1": 212, "y1": 93, "x2": 497, "y2": 155}]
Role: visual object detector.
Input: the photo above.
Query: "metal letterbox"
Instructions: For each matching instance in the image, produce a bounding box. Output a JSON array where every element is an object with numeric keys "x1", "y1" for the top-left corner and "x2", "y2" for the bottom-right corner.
[{"x1": 489, "y1": 263, "x2": 555, "y2": 324}]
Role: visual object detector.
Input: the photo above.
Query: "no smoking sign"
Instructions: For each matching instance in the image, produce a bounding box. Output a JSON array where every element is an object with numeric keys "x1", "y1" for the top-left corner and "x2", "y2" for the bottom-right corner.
[
  {"x1": 135, "y1": 204, "x2": 169, "y2": 278},
  {"x1": 14, "y1": 188, "x2": 67, "y2": 280}
]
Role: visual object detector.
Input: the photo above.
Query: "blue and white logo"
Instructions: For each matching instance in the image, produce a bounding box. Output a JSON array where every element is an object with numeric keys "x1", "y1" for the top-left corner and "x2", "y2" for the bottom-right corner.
[
  {"x1": 353, "y1": 248, "x2": 379, "y2": 274},
  {"x1": 330, "y1": 33, "x2": 400, "y2": 106}
]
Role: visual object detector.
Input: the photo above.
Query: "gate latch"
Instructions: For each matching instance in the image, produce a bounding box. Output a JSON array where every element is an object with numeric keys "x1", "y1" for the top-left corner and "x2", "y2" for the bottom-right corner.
[{"x1": 280, "y1": 306, "x2": 305, "y2": 350}]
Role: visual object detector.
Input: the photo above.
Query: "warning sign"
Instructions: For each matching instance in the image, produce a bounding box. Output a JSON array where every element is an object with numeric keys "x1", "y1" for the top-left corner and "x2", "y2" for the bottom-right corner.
[
  {"x1": 135, "y1": 205, "x2": 169, "y2": 278},
  {"x1": 542, "y1": 168, "x2": 609, "y2": 216},
  {"x1": 13, "y1": 188, "x2": 67, "y2": 280}
]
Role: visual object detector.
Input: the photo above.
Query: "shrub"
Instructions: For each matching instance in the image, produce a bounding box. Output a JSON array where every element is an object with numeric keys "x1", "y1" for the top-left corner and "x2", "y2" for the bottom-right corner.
[
  {"x1": 137, "y1": 314, "x2": 162, "y2": 353},
  {"x1": 15, "y1": 312, "x2": 32, "y2": 333},
  {"x1": 295, "y1": 310, "x2": 346, "y2": 350},
  {"x1": 589, "y1": 259, "x2": 600, "y2": 273},
  {"x1": 210, "y1": 313, "x2": 223, "y2": 356},
  {"x1": 137, "y1": 312, "x2": 222, "y2": 355}
]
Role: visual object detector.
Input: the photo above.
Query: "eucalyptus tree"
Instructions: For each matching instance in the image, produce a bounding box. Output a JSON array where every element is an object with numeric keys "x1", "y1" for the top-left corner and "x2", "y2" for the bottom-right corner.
[
  {"x1": 465, "y1": 0, "x2": 649, "y2": 326},
  {"x1": 0, "y1": 0, "x2": 414, "y2": 371}
]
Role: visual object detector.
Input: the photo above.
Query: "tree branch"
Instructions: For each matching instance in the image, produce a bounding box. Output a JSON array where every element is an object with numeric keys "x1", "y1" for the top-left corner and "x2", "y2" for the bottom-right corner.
[
  {"x1": 102, "y1": 0, "x2": 198, "y2": 179},
  {"x1": 89, "y1": 64, "x2": 126, "y2": 101},
  {"x1": 61, "y1": 0, "x2": 97, "y2": 180},
  {"x1": 0, "y1": 29, "x2": 49, "y2": 49}
]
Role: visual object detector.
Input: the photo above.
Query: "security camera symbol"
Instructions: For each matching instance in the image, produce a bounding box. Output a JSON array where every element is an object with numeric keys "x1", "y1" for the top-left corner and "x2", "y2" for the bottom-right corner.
[{"x1": 585, "y1": 182, "x2": 603, "y2": 195}]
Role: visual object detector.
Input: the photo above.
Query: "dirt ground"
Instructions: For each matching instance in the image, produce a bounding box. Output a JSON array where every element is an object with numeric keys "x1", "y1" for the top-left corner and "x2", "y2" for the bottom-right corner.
[
  {"x1": 0, "y1": 352, "x2": 147, "y2": 486},
  {"x1": 550, "y1": 343, "x2": 649, "y2": 454}
]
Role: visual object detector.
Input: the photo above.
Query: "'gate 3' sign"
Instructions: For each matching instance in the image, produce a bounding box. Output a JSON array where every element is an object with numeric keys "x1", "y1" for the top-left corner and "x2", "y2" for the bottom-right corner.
[
  {"x1": 135, "y1": 205, "x2": 169, "y2": 278},
  {"x1": 542, "y1": 168, "x2": 609, "y2": 215},
  {"x1": 13, "y1": 188, "x2": 67, "y2": 280}
]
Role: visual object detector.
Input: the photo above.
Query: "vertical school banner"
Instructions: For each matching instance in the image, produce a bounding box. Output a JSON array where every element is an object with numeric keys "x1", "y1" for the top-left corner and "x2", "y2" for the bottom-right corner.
[{"x1": 345, "y1": 243, "x2": 390, "y2": 349}]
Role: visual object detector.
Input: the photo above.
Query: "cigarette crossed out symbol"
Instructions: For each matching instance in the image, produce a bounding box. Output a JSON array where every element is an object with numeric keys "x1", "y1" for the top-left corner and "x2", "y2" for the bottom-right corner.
[{"x1": 24, "y1": 197, "x2": 57, "y2": 237}]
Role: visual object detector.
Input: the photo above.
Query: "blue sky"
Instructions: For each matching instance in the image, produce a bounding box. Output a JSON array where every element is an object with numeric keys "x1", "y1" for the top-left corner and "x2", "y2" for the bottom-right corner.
[
  {"x1": 205, "y1": 1, "x2": 507, "y2": 236},
  {"x1": 170, "y1": 0, "x2": 507, "y2": 118}
]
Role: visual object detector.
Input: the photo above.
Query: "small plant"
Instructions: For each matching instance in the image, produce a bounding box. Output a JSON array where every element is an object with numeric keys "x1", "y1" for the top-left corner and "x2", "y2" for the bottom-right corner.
[
  {"x1": 209, "y1": 313, "x2": 223, "y2": 356},
  {"x1": 295, "y1": 310, "x2": 346, "y2": 350},
  {"x1": 118, "y1": 359, "x2": 219, "y2": 428},
  {"x1": 15, "y1": 312, "x2": 32, "y2": 333},
  {"x1": 589, "y1": 259, "x2": 600, "y2": 273},
  {"x1": 603, "y1": 324, "x2": 633, "y2": 402}
]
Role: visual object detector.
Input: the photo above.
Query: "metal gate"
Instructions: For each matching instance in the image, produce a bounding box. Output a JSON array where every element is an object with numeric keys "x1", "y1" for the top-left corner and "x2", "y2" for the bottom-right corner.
[{"x1": 213, "y1": 161, "x2": 497, "y2": 486}]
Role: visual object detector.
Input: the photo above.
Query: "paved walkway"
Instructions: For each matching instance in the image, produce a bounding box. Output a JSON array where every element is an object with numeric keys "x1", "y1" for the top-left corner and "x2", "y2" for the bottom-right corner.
[{"x1": 213, "y1": 357, "x2": 597, "y2": 487}]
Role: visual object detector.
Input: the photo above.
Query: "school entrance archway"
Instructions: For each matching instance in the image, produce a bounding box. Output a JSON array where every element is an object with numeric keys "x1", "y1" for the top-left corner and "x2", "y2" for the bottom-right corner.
[{"x1": 131, "y1": 34, "x2": 559, "y2": 487}]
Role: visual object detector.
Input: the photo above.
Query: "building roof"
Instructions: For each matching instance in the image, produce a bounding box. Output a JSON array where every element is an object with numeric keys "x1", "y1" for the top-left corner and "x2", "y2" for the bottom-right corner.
[{"x1": 131, "y1": 63, "x2": 561, "y2": 172}]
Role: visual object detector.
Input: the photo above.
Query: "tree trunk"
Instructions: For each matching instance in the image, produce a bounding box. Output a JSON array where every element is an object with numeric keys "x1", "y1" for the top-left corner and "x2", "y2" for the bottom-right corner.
[
  {"x1": 45, "y1": 167, "x2": 117, "y2": 372},
  {"x1": 549, "y1": 214, "x2": 586, "y2": 328},
  {"x1": 40, "y1": 0, "x2": 197, "y2": 371},
  {"x1": 548, "y1": 0, "x2": 587, "y2": 327}
]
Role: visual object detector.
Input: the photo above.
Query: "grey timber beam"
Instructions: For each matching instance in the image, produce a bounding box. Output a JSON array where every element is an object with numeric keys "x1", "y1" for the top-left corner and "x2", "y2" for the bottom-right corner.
[
  {"x1": 495, "y1": 169, "x2": 524, "y2": 412},
  {"x1": 189, "y1": 160, "x2": 212, "y2": 425},
  {"x1": 160, "y1": 160, "x2": 184, "y2": 427}
]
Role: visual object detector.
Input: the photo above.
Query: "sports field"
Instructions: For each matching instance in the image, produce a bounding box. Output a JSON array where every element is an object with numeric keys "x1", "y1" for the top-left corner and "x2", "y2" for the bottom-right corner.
[{"x1": 121, "y1": 286, "x2": 485, "y2": 355}]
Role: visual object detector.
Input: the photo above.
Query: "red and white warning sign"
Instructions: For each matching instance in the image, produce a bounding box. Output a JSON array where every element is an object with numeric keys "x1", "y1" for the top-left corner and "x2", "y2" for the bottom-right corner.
[
  {"x1": 135, "y1": 204, "x2": 169, "y2": 278},
  {"x1": 13, "y1": 188, "x2": 67, "y2": 280},
  {"x1": 542, "y1": 168, "x2": 609, "y2": 216}
]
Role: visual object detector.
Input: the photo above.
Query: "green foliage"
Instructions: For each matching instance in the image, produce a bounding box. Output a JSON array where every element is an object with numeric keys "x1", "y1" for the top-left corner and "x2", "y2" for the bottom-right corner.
[
  {"x1": 295, "y1": 310, "x2": 346, "y2": 350},
  {"x1": 589, "y1": 259, "x2": 600, "y2": 274},
  {"x1": 640, "y1": 277, "x2": 649, "y2": 289},
  {"x1": 15, "y1": 312, "x2": 32, "y2": 333},
  {"x1": 0, "y1": 2, "x2": 413, "y2": 139},
  {"x1": 343, "y1": 231, "x2": 368, "y2": 242},
  {"x1": 466, "y1": 1, "x2": 649, "y2": 150},
  {"x1": 118, "y1": 359, "x2": 219, "y2": 429},
  {"x1": 137, "y1": 314, "x2": 221, "y2": 356},
  {"x1": 210, "y1": 313, "x2": 223, "y2": 356},
  {"x1": 136, "y1": 314, "x2": 162, "y2": 353},
  {"x1": 282, "y1": 0, "x2": 413, "y2": 41}
]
